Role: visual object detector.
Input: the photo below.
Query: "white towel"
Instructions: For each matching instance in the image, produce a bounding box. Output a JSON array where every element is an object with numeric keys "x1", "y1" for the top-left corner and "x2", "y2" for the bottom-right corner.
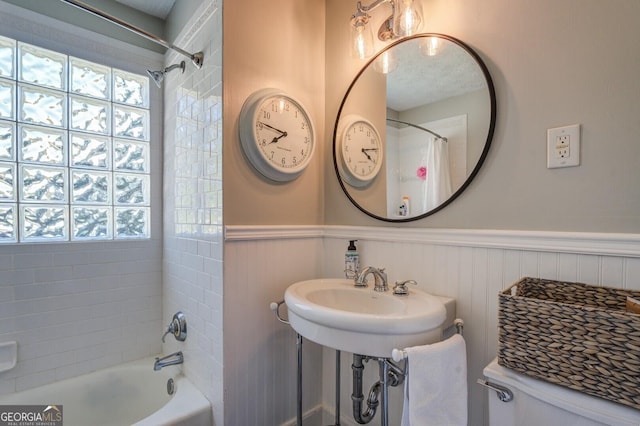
[{"x1": 401, "y1": 334, "x2": 467, "y2": 426}]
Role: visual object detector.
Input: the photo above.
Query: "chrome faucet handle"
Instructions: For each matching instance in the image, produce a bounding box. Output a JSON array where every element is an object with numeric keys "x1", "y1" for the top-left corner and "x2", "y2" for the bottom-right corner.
[
  {"x1": 162, "y1": 312, "x2": 187, "y2": 343},
  {"x1": 393, "y1": 280, "x2": 417, "y2": 295},
  {"x1": 353, "y1": 267, "x2": 368, "y2": 287},
  {"x1": 353, "y1": 273, "x2": 368, "y2": 287},
  {"x1": 161, "y1": 326, "x2": 174, "y2": 343}
]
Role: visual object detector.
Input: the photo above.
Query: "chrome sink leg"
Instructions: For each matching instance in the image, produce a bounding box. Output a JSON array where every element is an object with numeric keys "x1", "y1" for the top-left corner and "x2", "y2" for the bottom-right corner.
[
  {"x1": 297, "y1": 333, "x2": 302, "y2": 426},
  {"x1": 381, "y1": 359, "x2": 392, "y2": 426},
  {"x1": 336, "y1": 350, "x2": 341, "y2": 425}
]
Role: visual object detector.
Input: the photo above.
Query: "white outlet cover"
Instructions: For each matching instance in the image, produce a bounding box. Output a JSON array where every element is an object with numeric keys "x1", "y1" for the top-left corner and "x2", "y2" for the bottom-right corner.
[{"x1": 547, "y1": 124, "x2": 580, "y2": 168}]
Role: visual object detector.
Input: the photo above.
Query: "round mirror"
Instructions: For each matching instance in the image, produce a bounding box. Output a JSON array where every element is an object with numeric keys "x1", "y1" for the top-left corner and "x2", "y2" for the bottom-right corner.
[{"x1": 333, "y1": 34, "x2": 496, "y2": 222}]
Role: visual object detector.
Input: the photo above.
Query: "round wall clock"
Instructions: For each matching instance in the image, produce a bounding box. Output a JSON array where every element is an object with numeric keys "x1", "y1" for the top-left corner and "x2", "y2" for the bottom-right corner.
[
  {"x1": 337, "y1": 114, "x2": 384, "y2": 187},
  {"x1": 239, "y1": 88, "x2": 315, "y2": 182}
]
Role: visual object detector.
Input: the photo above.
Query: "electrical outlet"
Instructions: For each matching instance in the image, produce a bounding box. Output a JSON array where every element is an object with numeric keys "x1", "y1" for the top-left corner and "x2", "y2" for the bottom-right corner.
[
  {"x1": 547, "y1": 124, "x2": 580, "y2": 168},
  {"x1": 555, "y1": 135, "x2": 570, "y2": 158}
]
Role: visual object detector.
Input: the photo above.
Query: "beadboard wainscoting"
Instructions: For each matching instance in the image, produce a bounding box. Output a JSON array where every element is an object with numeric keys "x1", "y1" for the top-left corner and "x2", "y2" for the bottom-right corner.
[
  {"x1": 224, "y1": 232, "x2": 325, "y2": 426},
  {"x1": 224, "y1": 225, "x2": 640, "y2": 426}
]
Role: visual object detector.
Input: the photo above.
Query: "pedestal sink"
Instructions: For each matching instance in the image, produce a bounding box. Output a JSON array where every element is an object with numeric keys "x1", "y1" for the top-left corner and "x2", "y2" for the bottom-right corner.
[{"x1": 284, "y1": 278, "x2": 447, "y2": 357}]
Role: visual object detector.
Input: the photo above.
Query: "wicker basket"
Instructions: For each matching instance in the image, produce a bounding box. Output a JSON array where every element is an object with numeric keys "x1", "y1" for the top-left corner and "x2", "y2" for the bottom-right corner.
[{"x1": 498, "y1": 277, "x2": 640, "y2": 410}]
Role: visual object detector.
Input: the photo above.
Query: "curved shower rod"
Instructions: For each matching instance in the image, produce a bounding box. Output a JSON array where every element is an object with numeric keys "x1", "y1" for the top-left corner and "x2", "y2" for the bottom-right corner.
[
  {"x1": 386, "y1": 118, "x2": 447, "y2": 142},
  {"x1": 59, "y1": 0, "x2": 204, "y2": 68}
]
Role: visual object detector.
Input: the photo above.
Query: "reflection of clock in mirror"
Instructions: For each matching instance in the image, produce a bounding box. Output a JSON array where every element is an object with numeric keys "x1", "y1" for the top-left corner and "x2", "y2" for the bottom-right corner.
[
  {"x1": 337, "y1": 115, "x2": 383, "y2": 187},
  {"x1": 239, "y1": 88, "x2": 315, "y2": 182}
]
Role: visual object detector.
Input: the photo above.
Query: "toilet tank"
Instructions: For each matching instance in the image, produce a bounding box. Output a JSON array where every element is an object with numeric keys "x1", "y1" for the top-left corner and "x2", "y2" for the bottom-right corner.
[{"x1": 483, "y1": 359, "x2": 640, "y2": 426}]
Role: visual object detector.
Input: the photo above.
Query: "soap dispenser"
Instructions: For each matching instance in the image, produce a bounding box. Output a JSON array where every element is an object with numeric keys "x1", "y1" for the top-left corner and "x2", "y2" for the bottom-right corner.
[
  {"x1": 401, "y1": 196, "x2": 410, "y2": 216},
  {"x1": 345, "y1": 240, "x2": 359, "y2": 279}
]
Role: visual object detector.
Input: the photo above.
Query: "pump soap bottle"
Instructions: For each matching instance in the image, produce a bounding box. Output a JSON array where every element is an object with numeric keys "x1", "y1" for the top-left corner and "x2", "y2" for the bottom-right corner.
[
  {"x1": 345, "y1": 240, "x2": 359, "y2": 279},
  {"x1": 401, "y1": 196, "x2": 410, "y2": 216}
]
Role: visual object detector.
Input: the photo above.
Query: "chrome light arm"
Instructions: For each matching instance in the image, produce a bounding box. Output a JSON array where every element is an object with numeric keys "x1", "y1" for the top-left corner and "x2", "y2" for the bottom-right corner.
[
  {"x1": 357, "y1": 0, "x2": 393, "y2": 14},
  {"x1": 354, "y1": 0, "x2": 396, "y2": 40}
]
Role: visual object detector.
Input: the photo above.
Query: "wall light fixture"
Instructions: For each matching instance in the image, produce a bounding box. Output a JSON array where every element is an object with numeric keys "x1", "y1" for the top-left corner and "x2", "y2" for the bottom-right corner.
[{"x1": 350, "y1": 0, "x2": 423, "y2": 60}]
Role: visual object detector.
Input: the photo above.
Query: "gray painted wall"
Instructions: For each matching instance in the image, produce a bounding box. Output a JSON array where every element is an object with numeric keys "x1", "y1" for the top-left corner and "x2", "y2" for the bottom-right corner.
[{"x1": 325, "y1": 0, "x2": 640, "y2": 233}]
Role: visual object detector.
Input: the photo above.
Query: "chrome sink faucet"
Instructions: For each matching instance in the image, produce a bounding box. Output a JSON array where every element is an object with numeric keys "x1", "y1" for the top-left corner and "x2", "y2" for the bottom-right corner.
[
  {"x1": 154, "y1": 351, "x2": 183, "y2": 371},
  {"x1": 355, "y1": 266, "x2": 388, "y2": 292}
]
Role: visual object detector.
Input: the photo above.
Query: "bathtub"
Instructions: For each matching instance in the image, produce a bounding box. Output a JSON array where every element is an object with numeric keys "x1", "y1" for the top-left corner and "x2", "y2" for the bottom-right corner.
[{"x1": 0, "y1": 356, "x2": 211, "y2": 426}]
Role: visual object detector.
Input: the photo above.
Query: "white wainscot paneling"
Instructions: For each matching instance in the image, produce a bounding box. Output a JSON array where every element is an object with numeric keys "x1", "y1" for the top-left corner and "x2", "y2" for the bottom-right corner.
[{"x1": 226, "y1": 225, "x2": 640, "y2": 426}]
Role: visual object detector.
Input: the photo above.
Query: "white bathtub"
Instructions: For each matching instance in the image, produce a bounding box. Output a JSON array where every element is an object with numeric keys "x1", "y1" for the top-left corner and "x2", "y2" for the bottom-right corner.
[{"x1": 0, "y1": 356, "x2": 211, "y2": 426}]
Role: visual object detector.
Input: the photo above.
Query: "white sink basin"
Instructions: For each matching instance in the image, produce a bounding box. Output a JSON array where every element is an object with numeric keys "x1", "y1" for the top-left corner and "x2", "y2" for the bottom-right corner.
[{"x1": 284, "y1": 278, "x2": 447, "y2": 357}]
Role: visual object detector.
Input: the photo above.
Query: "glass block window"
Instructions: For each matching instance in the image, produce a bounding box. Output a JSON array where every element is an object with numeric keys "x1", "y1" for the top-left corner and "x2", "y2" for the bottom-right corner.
[{"x1": 0, "y1": 36, "x2": 151, "y2": 242}]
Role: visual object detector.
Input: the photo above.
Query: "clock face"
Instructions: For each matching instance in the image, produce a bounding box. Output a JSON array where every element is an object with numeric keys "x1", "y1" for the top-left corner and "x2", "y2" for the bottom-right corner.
[
  {"x1": 339, "y1": 116, "x2": 383, "y2": 187},
  {"x1": 239, "y1": 89, "x2": 315, "y2": 182}
]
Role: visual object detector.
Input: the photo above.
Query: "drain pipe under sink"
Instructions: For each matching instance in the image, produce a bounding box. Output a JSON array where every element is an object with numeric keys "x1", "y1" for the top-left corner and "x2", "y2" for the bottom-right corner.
[{"x1": 351, "y1": 354, "x2": 381, "y2": 424}]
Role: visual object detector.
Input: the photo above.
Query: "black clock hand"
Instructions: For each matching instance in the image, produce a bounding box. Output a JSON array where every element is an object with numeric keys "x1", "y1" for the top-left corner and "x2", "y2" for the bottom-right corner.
[
  {"x1": 361, "y1": 147, "x2": 378, "y2": 161},
  {"x1": 259, "y1": 121, "x2": 286, "y2": 136},
  {"x1": 269, "y1": 132, "x2": 288, "y2": 144}
]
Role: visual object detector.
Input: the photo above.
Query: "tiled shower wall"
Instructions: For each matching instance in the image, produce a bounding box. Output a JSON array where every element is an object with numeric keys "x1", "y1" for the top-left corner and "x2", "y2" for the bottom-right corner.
[
  {"x1": 161, "y1": 0, "x2": 224, "y2": 423},
  {"x1": 224, "y1": 225, "x2": 640, "y2": 426},
  {"x1": 0, "y1": 3, "x2": 164, "y2": 396}
]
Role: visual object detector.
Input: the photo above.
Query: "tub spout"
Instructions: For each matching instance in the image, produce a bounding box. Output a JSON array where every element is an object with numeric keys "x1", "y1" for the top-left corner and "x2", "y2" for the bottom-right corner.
[{"x1": 154, "y1": 351, "x2": 183, "y2": 371}]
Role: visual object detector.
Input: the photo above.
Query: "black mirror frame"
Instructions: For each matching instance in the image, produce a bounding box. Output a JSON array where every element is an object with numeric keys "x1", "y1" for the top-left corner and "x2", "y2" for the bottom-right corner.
[{"x1": 333, "y1": 33, "x2": 497, "y2": 222}]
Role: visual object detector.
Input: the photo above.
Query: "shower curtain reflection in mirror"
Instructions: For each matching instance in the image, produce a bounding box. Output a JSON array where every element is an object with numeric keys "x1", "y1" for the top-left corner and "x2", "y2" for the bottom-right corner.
[
  {"x1": 386, "y1": 115, "x2": 467, "y2": 217},
  {"x1": 423, "y1": 136, "x2": 452, "y2": 211}
]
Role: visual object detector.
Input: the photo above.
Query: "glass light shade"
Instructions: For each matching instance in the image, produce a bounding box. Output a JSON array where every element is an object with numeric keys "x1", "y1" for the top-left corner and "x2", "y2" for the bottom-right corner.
[
  {"x1": 351, "y1": 16, "x2": 374, "y2": 59},
  {"x1": 395, "y1": 0, "x2": 423, "y2": 37},
  {"x1": 373, "y1": 50, "x2": 398, "y2": 74},
  {"x1": 419, "y1": 36, "x2": 440, "y2": 56}
]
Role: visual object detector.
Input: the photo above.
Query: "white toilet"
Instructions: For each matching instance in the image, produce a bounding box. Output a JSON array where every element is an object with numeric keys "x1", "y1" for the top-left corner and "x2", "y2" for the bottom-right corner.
[{"x1": 483, "y1": 358, "x2": 640, "y2": 426}]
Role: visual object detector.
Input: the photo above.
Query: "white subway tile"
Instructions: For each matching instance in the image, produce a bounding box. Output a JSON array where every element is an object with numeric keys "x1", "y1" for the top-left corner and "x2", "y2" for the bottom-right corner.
[
  {"x1": 34, "y1": 350, "x2": 75, "y2": 372},
  {"x1": 15, "y1": 369, "x2": 56, "y2": 392},
  {"x1": 2, "y1": 269, "x2": 35, "y2": 285},
  {"x1": 0, "y1": 286, "x2": 14, "y2": 303},
  {"x1": 74, "y1": 344, "x2": 107, "y2": 363},
  {"x1": 0, "y1": 378, "x2": 16, "y2": 395},
  {"x1": 33, "y1": 267, "x2": 74, "y2": 283},
  {"x1": 52, "y1": 250, "x2": 89, "y2": 266},
  {"x1": 0, "y1": 254, "x2": 14, "y2": 270},
  {"x1": 14, "y1": 253, "x2": 53, "y2": 269}
]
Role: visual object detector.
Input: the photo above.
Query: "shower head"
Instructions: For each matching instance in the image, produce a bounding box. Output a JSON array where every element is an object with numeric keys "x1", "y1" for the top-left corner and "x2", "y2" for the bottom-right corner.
[
  {"x1": 146, "y1": 69, "x2": 165, "y2": 87},
  {"x1": 147, "y1": 61, "x2": 186, "y2": 88}
]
